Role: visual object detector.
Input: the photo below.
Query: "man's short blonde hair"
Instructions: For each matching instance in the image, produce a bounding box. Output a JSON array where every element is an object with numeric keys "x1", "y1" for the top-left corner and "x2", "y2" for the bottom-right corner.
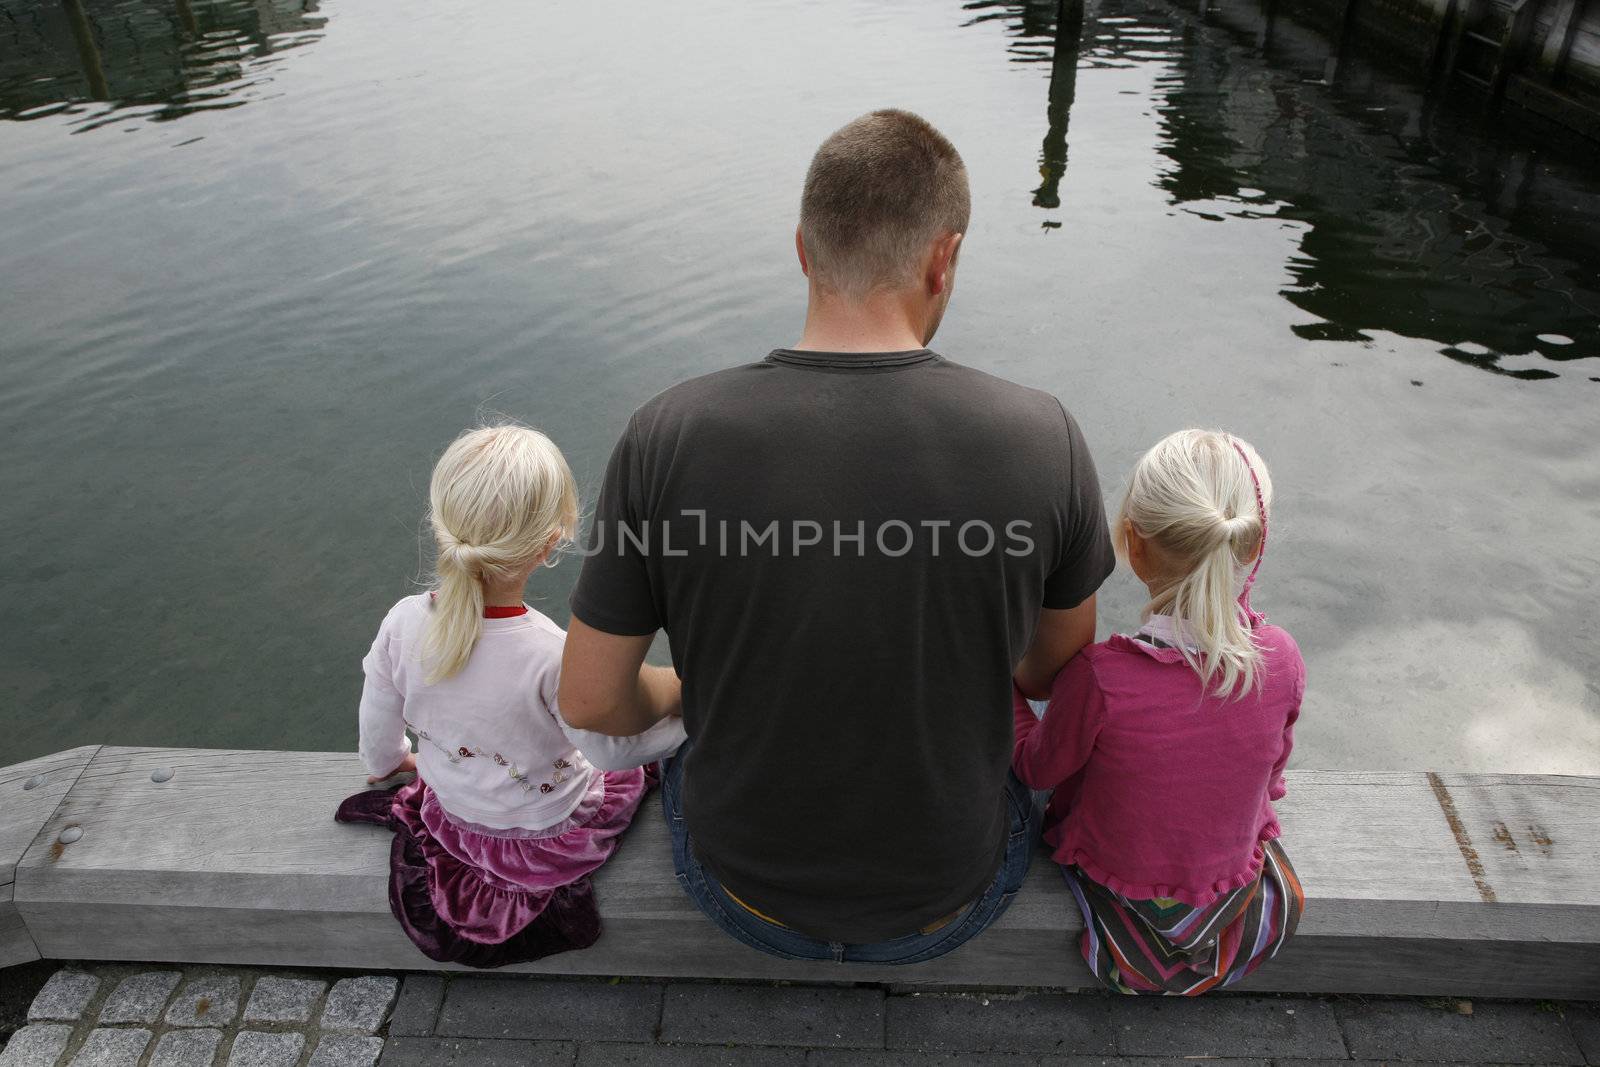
[{"x1": 799, "y1": 109, "x2": 970, "y2": 299}]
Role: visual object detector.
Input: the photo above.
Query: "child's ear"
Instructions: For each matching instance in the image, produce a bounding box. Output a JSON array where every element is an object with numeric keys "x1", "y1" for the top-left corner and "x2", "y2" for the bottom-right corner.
[
  {"x1": 1123, "y1": 521, "x2": 1148, "y2": 575},
  {"x1": 537, "y1": 529, "x2": 564, "y2": 569}
]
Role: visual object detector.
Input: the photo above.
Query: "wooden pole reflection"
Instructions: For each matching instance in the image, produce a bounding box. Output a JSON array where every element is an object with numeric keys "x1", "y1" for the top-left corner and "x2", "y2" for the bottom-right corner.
[
  {"x1": 1033, "y1": 0, "x2": 1087, "y2": 210},
  {"x1": 61, "y1": 0, "x2": 110, "y2": 100},
  {"x1": 175, "y1": 0, "x2": 199, "y2": 37}
]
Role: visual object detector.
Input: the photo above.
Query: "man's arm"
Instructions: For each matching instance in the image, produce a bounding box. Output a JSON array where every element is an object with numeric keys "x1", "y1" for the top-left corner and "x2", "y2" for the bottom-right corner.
[
  {"x1": 558, "y1": 616, "x2": 682, "y2": 737},
  {"x1": 1013, "y1": 594, "x2": 1097, "y2": 700}
]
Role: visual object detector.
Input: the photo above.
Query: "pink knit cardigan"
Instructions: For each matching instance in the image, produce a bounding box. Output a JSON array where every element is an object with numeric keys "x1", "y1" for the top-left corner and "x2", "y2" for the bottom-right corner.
[{"x1": 1013, "y1": 623, "x2": 1304, "y2": 906}]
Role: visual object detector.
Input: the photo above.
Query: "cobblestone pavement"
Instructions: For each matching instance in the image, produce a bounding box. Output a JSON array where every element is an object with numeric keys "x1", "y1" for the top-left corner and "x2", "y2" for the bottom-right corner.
[{"x1": 1, "y1": 965, "x2": 1596, "y2": 1066}]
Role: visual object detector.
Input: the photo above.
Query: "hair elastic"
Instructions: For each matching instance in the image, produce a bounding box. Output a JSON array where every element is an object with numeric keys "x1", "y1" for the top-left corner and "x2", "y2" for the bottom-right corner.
[{"x1": 1229, "y1": 437, "x2": 1267, "y2": 626}]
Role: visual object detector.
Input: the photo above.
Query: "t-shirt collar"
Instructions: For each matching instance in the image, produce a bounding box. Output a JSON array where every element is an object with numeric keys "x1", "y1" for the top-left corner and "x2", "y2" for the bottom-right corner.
[{"x1": 767, "y1": 348, "x2": 937, "y2": 369}]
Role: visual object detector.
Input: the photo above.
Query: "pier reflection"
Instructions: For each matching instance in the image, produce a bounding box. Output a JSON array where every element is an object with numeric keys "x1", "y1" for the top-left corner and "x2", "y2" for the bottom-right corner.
[
  {"x1": 959, "y1": 0, "x2": 1090, "y2": 210},
  {"x1": 1036, "y1": 0, "x2": 1087, "y2": 209},
  {"x1": 1143, "y1": 0, "x2": 1599, "y2": 370},
  {"x1": 972, "y1": 0, "x2": 1599, "y2": 372},
  {"x1": 0, "y1": 0, "x2": 325, "y2": 128}
]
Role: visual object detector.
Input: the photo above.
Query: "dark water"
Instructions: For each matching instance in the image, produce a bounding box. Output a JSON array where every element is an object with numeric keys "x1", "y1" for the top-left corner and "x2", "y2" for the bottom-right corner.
[{"x1": 3, "y1": 0, "x2": 1597, "y2": 772}]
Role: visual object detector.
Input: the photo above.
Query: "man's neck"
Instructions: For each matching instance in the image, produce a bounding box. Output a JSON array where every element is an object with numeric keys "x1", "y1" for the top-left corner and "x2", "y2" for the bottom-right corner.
[{"x1": 792, "y1": 286, "x2": 927, "y2": 354}]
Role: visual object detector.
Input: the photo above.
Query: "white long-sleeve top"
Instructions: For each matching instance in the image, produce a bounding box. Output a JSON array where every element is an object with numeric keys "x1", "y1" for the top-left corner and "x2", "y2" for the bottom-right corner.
[{"x1": 358, "y1": 594, "x2": 685, "y2": 832}]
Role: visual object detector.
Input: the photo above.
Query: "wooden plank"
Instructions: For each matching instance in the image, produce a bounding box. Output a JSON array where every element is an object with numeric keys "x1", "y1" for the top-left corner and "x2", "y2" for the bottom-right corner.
[
  {"x1": 15, "y1": 901, "x2": 1600, "y2": 997},
  {"x1": 1243, "y1": 934, "x2": 1600, "y2": 998},
  {"x1": 1488, "y1": 0, "x2": 1547, "y2": 100},
  {"x1": 0, "y1": 897, "x2": 38, "y2": 969},
  {"x1": 1, "y1": 746, "x2": 100, "y2": 888},
  {"x1": 1507, "y1": 71, "x2": 1600, "y2": 136},
  {"x1": 9, "y1": 748, "x2": 1600, "y2": 996},
  {"x1": 1432, "y1": 772, "x2": 1600, "y2": 905},
  {"x1": 1536, "y1": 0, "x2": 1588, "y2": 78},
  {"x1": 1563, "y1": 12, "x2": 1600, "y2": 89},
  {"x1": 0, "y1": 746, "x2": 99, "y2": 966}
]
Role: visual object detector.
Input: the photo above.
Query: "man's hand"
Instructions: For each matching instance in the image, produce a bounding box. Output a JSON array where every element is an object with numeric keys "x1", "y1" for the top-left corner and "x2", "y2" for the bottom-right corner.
[
  {"x1": 559, "y1": 616, "x2": 683, "y2": 736},
  {"x1": 367, "y1": 752, "x2": 417, "y2": 785},
  {"x1": 1014, "y1": 595, "x2": 1097, "y2": 700}
]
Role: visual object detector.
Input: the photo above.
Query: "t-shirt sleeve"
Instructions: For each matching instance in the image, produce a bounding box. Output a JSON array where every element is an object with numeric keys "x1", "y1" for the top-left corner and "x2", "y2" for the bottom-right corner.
[
  {"x1": 1042, "y1": 403, "x2": 1116, "y2": 610},
  {"x1": 569, "y1": 415, "x2": 663, "y2": 636}
]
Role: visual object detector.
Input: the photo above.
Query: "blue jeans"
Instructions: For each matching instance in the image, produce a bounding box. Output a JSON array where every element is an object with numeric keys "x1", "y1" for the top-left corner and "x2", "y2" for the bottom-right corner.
[{"x1": 661, "y1": 744, "x2": 1042, "y2": 964}]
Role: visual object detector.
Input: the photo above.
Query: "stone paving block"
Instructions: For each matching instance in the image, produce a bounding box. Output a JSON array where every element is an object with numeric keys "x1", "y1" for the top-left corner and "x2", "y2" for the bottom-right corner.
[
  {"x1": 387, "y1": 976, "x2": 444, "y2": 1037},
  {"x1": 1107, "y1": 995, "x2": 1347, "y2": 1059},
  {"x1": 321, "y1": 976, "x2": 399, "y2": 1034},
  {"x1": 307, "y1": 1035, "x2": 384, "y2": 1067},
  {"x1": 1276, "y1": 1061, "x2": 1499, "y2": 1067},
  {"x1": 1336, "y1": 998, "x2": 1585, "y2": 1063},
  {"x1": 435, "y1": 978, "x2": 662, "y2": 1042},
  {"x1": 1567, "y1": 1002, "x2": 1600, "y2": 1066},
  {"x1": 885, "y1": 991, "x2": 1118, "y2": 1055},
  {"x1": 243, "y1": 976, "x2": 326, "y2": 1024},
  {"x1": 0, "y1": 1024, "x2": 72, "y2": 1067},
  {"x1": 148, "y1": 1029, "x2": 223, "y2": 1067},
  {"x1": 166, "y1": 976, "x2": 242, "y2": 1028},
  {"x1": 659, "y1": 983, "x2": 884, "y2": 1049},
  {"x1": 808, "y1": 1055, "x2": 1267, "y2": 1067},
  {"x1": 69, "y1": 1028, "x2": 151, "y2": 1067},
  {"x1": 98, "y1": 971, "x2": 182, "y2": 1025},
  {"x1": 225, "y1": 1031, "x2": 304, "y2": 1067},
  {"x1": 578, "y1": 1045, "x2": 805, "y2": 1066},
  {"x1": 378, "y1": 1037, "x2": 576, "y2": 1066},
  {"x1": 27, "y1": 971, "x2": 98, "y2": 1022}
]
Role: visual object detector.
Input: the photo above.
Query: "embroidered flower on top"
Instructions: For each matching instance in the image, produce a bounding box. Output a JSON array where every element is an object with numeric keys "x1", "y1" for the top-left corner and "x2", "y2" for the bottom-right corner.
[{"x1": 404, "y1": 721, "x2": 550, "y2": 794}]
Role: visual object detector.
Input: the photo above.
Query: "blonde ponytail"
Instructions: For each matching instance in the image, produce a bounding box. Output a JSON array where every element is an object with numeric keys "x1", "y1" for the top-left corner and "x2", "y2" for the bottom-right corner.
[
  {"x1": 424, "y1": 425, "x2": 579, "y2": 684},
  {"x1": 1115, "y1": 430, "x2": 1273, "y2": 698}
]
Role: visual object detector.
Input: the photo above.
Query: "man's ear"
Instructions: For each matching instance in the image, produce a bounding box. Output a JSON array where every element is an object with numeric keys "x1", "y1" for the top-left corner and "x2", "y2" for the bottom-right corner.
[
  {"x1": 795, "y1": 226, "x2": 810, "y2": 277},
  {"x1": 928, "y1": 232, "x2": 963, "y2": 295}
]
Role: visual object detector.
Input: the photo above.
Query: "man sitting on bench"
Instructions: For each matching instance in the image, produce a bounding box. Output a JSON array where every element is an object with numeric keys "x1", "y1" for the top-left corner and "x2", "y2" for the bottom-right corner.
[{"x1": 558, "y1": 108, "x2": 1114, "y2": 963}]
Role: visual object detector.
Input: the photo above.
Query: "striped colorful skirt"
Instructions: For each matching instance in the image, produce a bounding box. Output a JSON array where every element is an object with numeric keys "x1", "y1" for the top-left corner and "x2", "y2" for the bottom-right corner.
[{"x1": 1061, "y1": 839, "x2": 1304, "y2": 995}]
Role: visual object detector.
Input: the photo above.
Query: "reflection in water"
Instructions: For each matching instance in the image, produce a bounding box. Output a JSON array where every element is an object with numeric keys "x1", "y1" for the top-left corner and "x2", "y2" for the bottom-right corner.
[
  {"x1": 61, "y1": 0, "x2": 110, "y2": 100},
  {"x1": 1154, "y1": 0, "x2": 1599, "y2": 374},
  {"x1": 961, "y1": 0, "x2": 1089, "y2": 210},
  {"x1": 0, "y1": 0, "x2": 324, "y2": 128},
  {"x1": 982, "y1": 0, "x2": 1600, "y2": 374},
  {"x1": 1035, "y1": 0, "x2": 1086, "y2": 209}
]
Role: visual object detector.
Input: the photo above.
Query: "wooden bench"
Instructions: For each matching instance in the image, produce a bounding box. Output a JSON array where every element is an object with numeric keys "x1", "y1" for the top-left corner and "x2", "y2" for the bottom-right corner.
[{"x1": 3, "y1": 746, "x2": 1597, "y2": 999}]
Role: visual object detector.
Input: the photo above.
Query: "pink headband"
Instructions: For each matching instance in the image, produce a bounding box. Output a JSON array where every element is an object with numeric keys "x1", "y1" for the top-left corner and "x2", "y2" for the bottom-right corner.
[{"x1": 1229, "y1": 437, "x2": 1267, "y2": 626}]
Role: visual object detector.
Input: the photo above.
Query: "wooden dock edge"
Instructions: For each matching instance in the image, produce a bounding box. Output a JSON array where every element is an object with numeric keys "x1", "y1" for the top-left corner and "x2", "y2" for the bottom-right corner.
[
  {"x1": 2, "y1": 747, "x2": 1597, "y2": 999},
  {"x1": 0, "y1": 746, "x2": 100, "y2": 968}
]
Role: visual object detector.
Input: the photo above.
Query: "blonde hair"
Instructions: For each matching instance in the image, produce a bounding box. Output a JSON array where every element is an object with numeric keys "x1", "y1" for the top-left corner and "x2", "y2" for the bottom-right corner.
[
  {"x1": 1114, "y1": 429, "x2": 1273, "y2": 698},
  {"x1": 424, "y1": 425, "x2": 579, "y2": 683}
]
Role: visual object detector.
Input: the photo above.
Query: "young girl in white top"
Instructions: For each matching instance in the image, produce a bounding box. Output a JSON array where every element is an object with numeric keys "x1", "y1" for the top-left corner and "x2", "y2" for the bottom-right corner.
[{"x1": 337, "y1": 424, "x2": 684, "y2": 968}]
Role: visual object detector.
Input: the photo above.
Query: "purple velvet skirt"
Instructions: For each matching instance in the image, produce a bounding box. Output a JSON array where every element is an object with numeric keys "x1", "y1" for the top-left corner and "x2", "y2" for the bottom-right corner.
[{"x1": 335, "y1": 766, "x2": 656, "y2": 969}]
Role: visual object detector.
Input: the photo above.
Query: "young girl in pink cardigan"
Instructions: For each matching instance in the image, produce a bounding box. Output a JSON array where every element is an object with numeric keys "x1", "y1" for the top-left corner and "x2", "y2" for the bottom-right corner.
[{"x1": 1013, "y1": 429, "x2": 1305, "y2": 994}]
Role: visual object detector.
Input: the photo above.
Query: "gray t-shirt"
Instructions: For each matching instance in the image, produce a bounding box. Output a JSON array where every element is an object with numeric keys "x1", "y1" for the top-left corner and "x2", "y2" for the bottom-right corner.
[{"x1": 570, "y1": 348, "x2": 1114, "y2": 942}]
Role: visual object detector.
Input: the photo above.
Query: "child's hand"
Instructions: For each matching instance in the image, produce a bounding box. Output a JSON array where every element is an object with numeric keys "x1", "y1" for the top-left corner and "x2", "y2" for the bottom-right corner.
[{"x1": 368, "y1": 753, "x2": 417, "y2": 784}]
